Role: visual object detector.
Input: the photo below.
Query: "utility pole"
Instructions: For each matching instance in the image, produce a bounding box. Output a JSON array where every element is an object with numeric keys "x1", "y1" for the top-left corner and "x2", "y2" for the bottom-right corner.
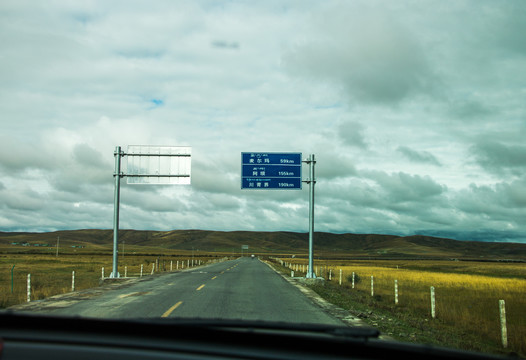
[{"x1": 56, "y1": 236, "x2": 59, "y2": 257}]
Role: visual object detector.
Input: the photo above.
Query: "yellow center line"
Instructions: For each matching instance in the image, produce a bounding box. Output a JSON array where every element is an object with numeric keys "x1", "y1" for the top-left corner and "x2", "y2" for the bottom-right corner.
[
  {"x1": 161, "y1": 301, "x2": 183, "y2": 318},
  {"x1": 196, "y1": 284, "x2": 205, "y2": 291},
  {"x1": 211, "y1": 276, "x2": 217, "y2": 280}
]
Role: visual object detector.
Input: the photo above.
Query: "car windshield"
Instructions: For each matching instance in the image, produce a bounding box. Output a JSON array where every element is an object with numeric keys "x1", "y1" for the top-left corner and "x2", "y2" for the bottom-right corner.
[{"x1": 1, "y1": 1, "x2": 525, "y2": 358}]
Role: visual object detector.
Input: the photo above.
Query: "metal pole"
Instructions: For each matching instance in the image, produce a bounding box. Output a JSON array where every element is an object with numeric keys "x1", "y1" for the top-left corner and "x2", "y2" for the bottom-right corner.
[
  {"x1": 111, "y1": 146, "x2": 122, "y2": 278},
  {"x1": 306, "y1": 154, "x2": 316, "y2": 278}
]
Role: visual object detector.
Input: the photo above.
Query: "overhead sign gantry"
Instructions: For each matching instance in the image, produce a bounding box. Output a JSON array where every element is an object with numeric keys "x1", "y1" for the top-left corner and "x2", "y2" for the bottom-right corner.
[{"x1": 112, "y1": 145, "x2": 191, "y2": 278}]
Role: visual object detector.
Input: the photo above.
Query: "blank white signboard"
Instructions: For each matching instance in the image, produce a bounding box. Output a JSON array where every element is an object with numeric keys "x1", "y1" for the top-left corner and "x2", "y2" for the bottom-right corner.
[{"x1": 126, "y1": 145, "x2": 191, "y2": 185}]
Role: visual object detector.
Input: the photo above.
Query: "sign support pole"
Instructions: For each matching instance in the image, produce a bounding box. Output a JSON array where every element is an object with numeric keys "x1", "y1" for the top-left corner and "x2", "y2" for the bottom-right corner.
[
  {"x1": 304, "y1": 154, "x2": 316, "y2": 279},
  {"x1": 111, "y1": 146, "x2": 122, "y2": 278}
]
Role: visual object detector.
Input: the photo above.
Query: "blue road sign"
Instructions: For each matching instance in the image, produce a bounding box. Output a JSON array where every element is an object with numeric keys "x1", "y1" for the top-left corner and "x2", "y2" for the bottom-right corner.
[
  {"x1": 241, "y1": 152, "x2": 302, "y2": 189},
  {"x1": 241, "y1": 152, "x2": 301, "y2": 165}
]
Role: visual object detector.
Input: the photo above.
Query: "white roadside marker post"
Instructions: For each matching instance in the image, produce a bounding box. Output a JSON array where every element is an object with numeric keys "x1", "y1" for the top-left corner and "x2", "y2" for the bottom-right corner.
[
  {"x1": 499, "y1": 300, "x2": 508, "y2": 348},
  {"x1": 27, "y1": 274, "x2": 31, "y2": 302}
]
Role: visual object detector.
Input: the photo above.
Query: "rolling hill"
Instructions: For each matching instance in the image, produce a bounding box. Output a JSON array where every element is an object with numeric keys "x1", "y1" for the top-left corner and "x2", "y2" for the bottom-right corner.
[{"x1": 1, "y1": 229, "x2": 525, "y2": 260}]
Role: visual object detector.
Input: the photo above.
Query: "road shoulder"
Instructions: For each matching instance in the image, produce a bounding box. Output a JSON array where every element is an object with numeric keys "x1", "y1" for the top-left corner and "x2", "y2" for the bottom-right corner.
[{"x1": 262, "y1": 260, "x2": 391, "y2": 339}]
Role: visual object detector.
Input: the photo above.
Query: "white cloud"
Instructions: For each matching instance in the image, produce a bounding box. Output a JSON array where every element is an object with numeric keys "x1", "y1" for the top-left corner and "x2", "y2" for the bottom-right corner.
[
  {"x1": 282, "y1": 2, "x2": 439, "y2": 105},
  {"x1": 1, "y1": 0, "x2": 525, "y2": 243}
]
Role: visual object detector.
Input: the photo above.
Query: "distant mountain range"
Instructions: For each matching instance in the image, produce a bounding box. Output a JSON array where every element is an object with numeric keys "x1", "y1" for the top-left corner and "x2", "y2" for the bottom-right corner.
[{"x1": 1, "y1": 229, "x2": 525, "y2": 260}]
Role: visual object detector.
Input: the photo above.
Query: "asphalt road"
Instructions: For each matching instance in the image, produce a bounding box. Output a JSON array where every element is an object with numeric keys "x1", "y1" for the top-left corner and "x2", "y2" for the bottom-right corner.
[{"x1": 14, "y1": 258, "x2": 345, "y2": 326}]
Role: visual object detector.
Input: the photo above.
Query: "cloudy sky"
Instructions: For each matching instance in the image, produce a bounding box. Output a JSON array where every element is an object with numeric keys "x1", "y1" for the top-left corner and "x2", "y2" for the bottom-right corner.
[{"x1": 1, "y1": 1, "x2": 525, "y2": 242}]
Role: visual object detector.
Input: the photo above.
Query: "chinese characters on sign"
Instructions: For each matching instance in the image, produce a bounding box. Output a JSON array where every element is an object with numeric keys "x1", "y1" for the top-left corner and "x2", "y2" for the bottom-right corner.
[{"x1": 241, "y1": 152, "x2": 302, "y2": 189}]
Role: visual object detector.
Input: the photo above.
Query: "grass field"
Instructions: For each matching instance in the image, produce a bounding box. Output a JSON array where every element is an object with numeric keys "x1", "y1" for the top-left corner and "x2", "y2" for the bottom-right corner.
[
  {"x1": 0, "y1": 251, "x2": 226, "y2": 308},
  {"x1": 275, "y1": 258, "x2": 526, "y2": 357}
]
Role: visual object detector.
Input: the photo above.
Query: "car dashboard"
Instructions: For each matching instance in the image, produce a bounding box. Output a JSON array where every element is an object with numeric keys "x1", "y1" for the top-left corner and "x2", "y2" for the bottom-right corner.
[{"x1": 0, "y1": 313, "x2": 508, "y2": 360}]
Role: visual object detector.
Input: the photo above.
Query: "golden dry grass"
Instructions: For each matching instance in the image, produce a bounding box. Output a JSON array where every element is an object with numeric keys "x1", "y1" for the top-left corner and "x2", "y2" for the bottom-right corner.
[
  {"x1": 0, "y1": 253, "x2": 222, "y2": 308},
  {"x1": 280, "y1": 258, "x2": 526, "y2": 355}
]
